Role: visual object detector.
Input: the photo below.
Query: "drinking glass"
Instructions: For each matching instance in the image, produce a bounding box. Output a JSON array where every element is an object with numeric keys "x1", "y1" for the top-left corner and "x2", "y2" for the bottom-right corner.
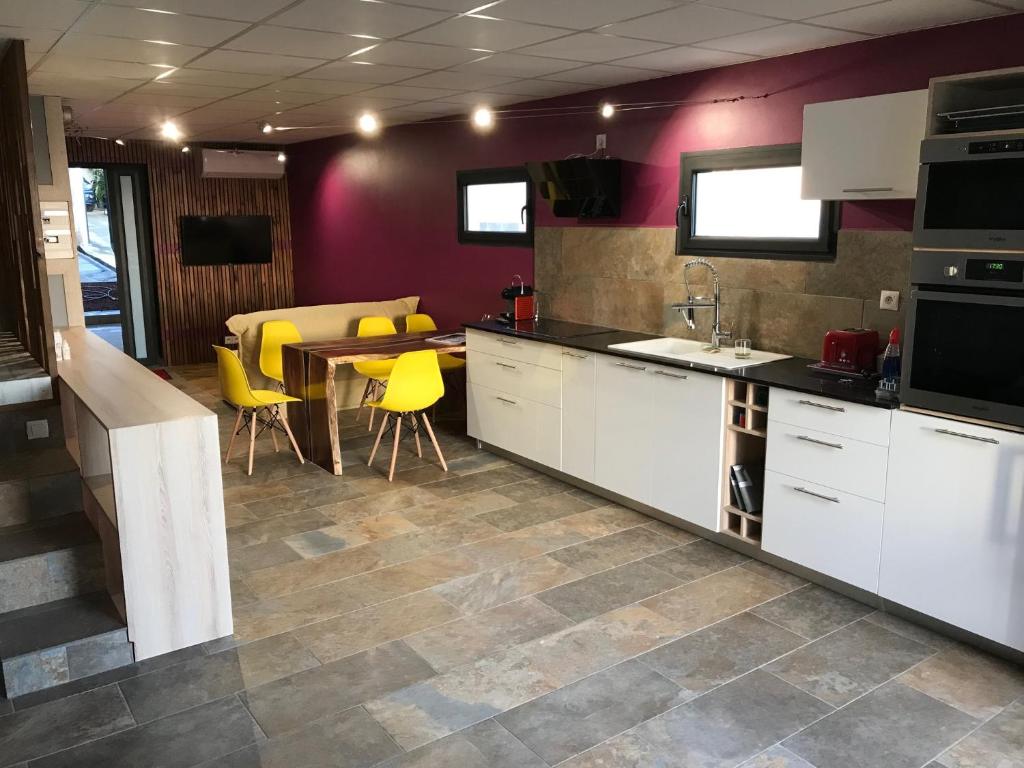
[{"x1": 734, "y1": 339, "x2": 752, "y2": 359}]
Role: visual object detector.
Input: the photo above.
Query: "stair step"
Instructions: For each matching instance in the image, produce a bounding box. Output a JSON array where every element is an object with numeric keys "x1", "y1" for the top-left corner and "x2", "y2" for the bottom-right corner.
[
  {"x1": 0, "y1": 592, "x2": 132, "y2": 698},
  {"x1": 0, "y1": 514, "x2": 104, "y2": 613},
  {"x1": 0, "y1": 447, "x2": 82, "y2": 529}
]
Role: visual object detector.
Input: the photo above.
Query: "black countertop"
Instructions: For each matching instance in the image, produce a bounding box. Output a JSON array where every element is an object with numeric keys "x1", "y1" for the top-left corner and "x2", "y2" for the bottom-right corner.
[{"x1": 464, "y1": 319, "x2": 898, "y2": 410}]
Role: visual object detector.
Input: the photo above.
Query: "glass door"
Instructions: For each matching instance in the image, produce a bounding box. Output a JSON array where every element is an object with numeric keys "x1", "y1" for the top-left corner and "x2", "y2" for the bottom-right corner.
[{"x1": 69, "y1": 164, "x2": 160, "y2": 364}]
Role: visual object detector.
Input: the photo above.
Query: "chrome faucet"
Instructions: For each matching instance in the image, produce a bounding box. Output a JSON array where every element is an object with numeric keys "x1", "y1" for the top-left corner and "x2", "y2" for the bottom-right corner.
[{"x1": 671, "y1": 258, "x2": 732, "y2": 351}]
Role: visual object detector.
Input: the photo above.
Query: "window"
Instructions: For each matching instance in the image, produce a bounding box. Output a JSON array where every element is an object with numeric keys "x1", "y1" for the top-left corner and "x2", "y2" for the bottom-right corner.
[
  {"x1": 457, "y1": 167, "x2": 533, "y2": 246},
  {"x1": 676, "y1": 144, "x2": 837, "y2": 260}
]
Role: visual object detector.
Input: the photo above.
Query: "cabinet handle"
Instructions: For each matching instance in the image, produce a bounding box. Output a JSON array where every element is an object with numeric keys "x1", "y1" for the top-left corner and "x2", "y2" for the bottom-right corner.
[
  {"x1": 934, "y1": 428, "x2": 999, "y2": 445},
  {"x1": 562, "y1": 351, "x2": 588, "y2": 359},
  {"x1": 793, "y1": 486, "x2": 840, "y2": 503},
  {"x1": 841, "y1": 186, "x2": 895, "y2": 193},
  {"x1": 796, "y1": 434, "x2": 844, "y2": 450},
  {"x1": 615, "y1": 362, "x2": 647, "y2": 371},
  {"x1": 797, "y1": 399, "x2": 845, "y2": 413},
  {"x1": 498, "y1": 338, "x2": 517, "y2": 345},
  {"x1": 495, "y1": 362, "x2": 517, "y2": 370},
  {"x1": 495, "y1": 396, "x2": 517, "y2": 405},
  {"x1": 652, "y1": 370, "x2": 687, "y2": 380}
]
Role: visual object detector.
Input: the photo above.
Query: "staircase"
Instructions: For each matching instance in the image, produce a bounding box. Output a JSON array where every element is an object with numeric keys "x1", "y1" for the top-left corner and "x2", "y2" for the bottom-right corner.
[{"x1": 0, "y1": 436, "x2": 134, "y2": 699}]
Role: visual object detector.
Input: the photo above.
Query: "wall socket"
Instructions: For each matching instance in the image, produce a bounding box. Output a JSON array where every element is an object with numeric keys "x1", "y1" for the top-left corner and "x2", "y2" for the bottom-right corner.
[
  {"x1": 26, "y1": 419, "x2": 49, "y2": 440},
  {"x1": 595, "y1": 133, "x2": 607, "y2": 152},
  {"x1": 224, "y1": 334, "x2": 239, "y2": 346},
  {"x1": 879, "y1": 290, "x2": 900, "y2": 311}
]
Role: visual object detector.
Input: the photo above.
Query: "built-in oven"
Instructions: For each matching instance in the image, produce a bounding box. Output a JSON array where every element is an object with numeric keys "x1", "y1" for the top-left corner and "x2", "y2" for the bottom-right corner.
[
  {"x1": 902, "y1": 252, "x2": 1024, "y2": 427},
  {"x1": 914, "y1": 133, "x2": 1024, "y2": 253}
]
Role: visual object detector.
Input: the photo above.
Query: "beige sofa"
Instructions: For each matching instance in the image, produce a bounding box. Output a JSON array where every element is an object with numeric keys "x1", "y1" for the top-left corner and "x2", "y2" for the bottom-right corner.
[{"x1": 226, "y1": 296, "x2": 419, "y2": 408}]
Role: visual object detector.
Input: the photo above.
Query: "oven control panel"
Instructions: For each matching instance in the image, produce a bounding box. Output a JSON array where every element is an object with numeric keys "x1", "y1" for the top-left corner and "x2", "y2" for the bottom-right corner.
[{"x1": 912, "y1": 252, "x2": 1024, "y2": 288}]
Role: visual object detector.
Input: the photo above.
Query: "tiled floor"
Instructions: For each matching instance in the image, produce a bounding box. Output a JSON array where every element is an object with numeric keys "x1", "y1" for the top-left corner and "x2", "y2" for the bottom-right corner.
[{"x1": 1, "y1": 363, "x2": 1022, "y2": 767}]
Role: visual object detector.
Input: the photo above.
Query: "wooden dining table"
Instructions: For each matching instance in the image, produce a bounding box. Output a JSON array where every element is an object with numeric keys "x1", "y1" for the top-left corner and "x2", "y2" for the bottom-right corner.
[{"x1": 281, "y1": 331, "x2": 467, "y2": 475}]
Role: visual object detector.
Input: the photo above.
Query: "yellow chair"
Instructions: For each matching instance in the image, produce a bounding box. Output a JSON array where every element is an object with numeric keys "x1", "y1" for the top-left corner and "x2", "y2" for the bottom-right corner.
[
  {"x1": 214, "y1": 346, "x2": 304, "y2": 476},
  {"x1": 258, "y1": 320, "x2": 302, "y2": 388},
  {"x1": 367, "y1": 350, "x2": 447, "y2": 481},
  {"x1": 405, "y1": 313, "x2": 466, "y2": 372},
  {"x1": 354, "y1": 316, "x2": 398, "y2": 430}
]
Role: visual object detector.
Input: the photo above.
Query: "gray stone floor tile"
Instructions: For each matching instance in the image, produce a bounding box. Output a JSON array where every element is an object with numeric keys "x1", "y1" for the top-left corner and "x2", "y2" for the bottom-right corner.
[
  {"x1": 642, "y1": 539, "x2": 749, "y2": 583},
  {"x1": 420, "y1": 466, "x2": 526, "y2": 499},
  {"x1": 767, "y1": 619, "x2": 934, "y2": 707},
  {"x1": 227, "y1": 510, "x2": 335, "y2": 550},
  {"x1": 0, "y1": 684, "x2": 134, "y2": 766},
  {"x1": 640, "y1": 612, "x2": 805, "y2": 699},
  {"x1": 493, "y1": 475, "x2": 572, "y2": 503},
  {"x1": 377, "y1": 719, "x2": 547, "y2": 768},
  {"x1": 229, "y1": 540, "x2": 303, "y2": 575},
  {"x1": 751, "y1": 585, "x2": 874, "y2": 640},
  {"x1": 637, "y1": 670, "x2": 833, "y2": 768},
  {"x1": 434, "y1": 555, "x2": 579, "y2": 615},
  {"x1": 119, "y1": 633, "x2": 319, "y2": 723},
  {"x1": 241, "y1": 640, "x2": 436, "y2": 737},
  {"x1": 549, "y1": 527, "x2": 679, "y2": 576},
  {"x1": 738, "y1": 745, "x2": 817, "y2": 767},
  {"x1": 477, "y1": 492, "x2": 599, "y2": 532},
  {"x1": 863, "y1": 611, "x2": 958, "y2": 651},
  {"x1": 936, "y1": 698, "x2": 1024, "y2": 768},
  {"x1": 497, "y1": 659, "x2": 684, "y2": 765},
  {"x1": 535, "y1": 561, "x2": 681, "y2": 623},
  {"x1": 28, "y1": 695, "x2": 261, "y2": 768},
  {"x1": 783, "y1": 681, "x2": 979, "y2": 768},
  {"x1": 899, "y1": 644, "x2": 1024, "y2": 719}
]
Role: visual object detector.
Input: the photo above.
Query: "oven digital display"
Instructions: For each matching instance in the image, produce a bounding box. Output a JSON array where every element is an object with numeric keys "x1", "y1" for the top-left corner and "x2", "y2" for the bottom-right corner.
[{"x1": 965, "y1": 259, "x2": 1024, "y2": 281}]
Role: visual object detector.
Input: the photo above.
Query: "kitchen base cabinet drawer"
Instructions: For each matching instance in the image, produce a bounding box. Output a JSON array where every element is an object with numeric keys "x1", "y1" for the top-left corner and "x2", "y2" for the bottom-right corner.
[
  {"x1": 467, "y1": 383, "x2": 560, "y2": 469},
  {"x1": 466, "y1": 329, "x2": 562, "y2": 370},
  {"x1": 467, "y1": 350, "x2": 561, "y2": 407},
  {"x1": 767, "y1": 422, "x2": 889, "y2": 502},
  {"x1": 763, "y1": 470, "x2": 883, "y2": 592},
  {"x1": 770, "y1": 389, "x2": 892, "y2": 446}
]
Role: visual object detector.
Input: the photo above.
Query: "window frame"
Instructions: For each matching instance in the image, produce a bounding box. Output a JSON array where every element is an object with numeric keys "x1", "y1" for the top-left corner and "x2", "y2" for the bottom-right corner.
[
  {"x1": 675, "y1": 144, "x2": 838, "y2": 261},
  {"x1": 456, "y1": 166, "x2": 534, "y2": 247}
]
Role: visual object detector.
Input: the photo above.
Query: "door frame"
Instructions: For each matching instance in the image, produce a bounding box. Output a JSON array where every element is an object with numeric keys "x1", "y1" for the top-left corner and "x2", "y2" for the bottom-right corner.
[{"x1": 70, "y1": 162, "x2": 162, "y2": 365}]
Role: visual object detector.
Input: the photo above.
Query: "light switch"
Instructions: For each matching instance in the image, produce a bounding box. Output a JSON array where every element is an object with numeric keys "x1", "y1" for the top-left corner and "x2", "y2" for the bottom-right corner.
[
  {"x1": 880, "y1": 290, "x2": 900, "y2": 311},
  {"x1": 26, "y1": 419, "x2": 49, "y2": 440}
]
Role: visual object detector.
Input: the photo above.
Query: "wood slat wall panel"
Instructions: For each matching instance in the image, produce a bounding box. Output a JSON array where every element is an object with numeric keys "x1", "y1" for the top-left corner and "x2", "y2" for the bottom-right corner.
[{"x1": 66, "y1": 138, "x2": 294, "y2": 365}]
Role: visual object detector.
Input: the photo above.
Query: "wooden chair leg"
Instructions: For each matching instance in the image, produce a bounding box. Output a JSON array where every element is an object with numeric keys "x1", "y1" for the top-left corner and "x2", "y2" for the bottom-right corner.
[
  {"x1": 356, "y1": 379, "x2": 372, "y2": 424},
  {"x1": 268, "y1": 408, "x2": 280, "y2": 452},
  {"x1": 225, "y1": 406, "x2": 243, "y2": 464},
  {"x1": 368, "y1": 411, "x2": 388, "y2": 466},
  {"x1": 420, "y1": 412, "x2": 447, "y2": 472},
  {"x1": 388, "y1": 414, "x2": 402, "y2": 481},
  {"x1": 410, "y1": 413, "x2": 423, "y2": 457},
  {"x1": 246, "y1": 408, "x2": 257, "y2": 476},
  {"x1": 278, "y1": 405, "x2": 305, "y2": 464}
]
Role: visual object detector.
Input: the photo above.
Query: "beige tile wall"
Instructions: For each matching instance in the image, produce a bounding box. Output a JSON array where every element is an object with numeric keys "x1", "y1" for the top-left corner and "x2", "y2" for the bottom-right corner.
[{"x1": 534, "y1": 227, "x2": 910, "y2": 360}]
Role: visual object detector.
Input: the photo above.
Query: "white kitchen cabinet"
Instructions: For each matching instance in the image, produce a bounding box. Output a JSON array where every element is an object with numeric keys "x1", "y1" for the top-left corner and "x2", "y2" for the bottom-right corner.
[
  {"x1": 881, "y1": 410, "x2": 1024, "y2": 652},
  {"x1": 467, "y1": 382, "x2": 560, "y2": 469},
  {"x1": 594, "y1": 355, "x2": 655, "y2": 505},
  {"x1": 763, "y1": 471, "x2": 884, "y2": 592},
  {"x1": 649, "y1": 367, "x2": 724, "y2": 531},
  {"x1": 801, "y1": 89, "x2": 928, "y2": 200},
  {"x1": 561, "y1": 349, "x2": 597, "y2": 483}
]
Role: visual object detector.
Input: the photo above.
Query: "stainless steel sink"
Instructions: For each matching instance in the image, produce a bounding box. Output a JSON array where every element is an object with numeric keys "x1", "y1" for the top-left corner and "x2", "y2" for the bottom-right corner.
[{"x1": 607, "y1": 338, "x2": 791, "y2": 370}]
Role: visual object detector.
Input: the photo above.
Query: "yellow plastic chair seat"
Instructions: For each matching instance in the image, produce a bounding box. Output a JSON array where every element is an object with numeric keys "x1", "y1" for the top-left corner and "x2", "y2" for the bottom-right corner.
[
  {"x1": 368, "y1": 350, "x2": 444, "y2": 414},
  {"x1": 251, "y1": 389, "x2": 301, "y2": 405},
  {"x1": 354, "y1": 359, "x2": 396, "y2": 380},
  {"x1": 259, "y1": 320, "x2": 303, "y2": 384},
  {"x1": 437, "y1": 354, "x2": 465, "y2": 371}
]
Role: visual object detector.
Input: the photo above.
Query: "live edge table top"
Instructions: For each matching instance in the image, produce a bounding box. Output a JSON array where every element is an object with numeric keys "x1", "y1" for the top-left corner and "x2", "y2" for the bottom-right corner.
[{"x1": 285, "y1": 330, "x2": 466, "y2": 365}]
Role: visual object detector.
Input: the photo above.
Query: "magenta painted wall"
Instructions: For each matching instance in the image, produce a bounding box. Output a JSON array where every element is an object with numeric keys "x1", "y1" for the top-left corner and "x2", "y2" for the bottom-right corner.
[{"x1": 287, "y1": 13, "x2": 1024, "y2": 327}]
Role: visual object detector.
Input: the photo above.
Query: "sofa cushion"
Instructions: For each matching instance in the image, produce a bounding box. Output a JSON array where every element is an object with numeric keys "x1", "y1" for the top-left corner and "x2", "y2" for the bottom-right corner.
[{"x1": 226, "y1": 296, "x2": 419, "y2": 392}]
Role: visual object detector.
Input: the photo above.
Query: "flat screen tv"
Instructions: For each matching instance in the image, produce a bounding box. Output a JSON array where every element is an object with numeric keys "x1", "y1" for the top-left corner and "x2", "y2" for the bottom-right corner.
[{"x1": 180, "y1": 215, "x2": 273, "y2": 266}]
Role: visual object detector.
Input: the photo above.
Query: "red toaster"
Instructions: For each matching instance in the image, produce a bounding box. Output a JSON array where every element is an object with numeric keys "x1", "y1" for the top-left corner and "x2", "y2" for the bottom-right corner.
[{"x1": 820, "y1": 328, "x2": 879, "y2": 374}]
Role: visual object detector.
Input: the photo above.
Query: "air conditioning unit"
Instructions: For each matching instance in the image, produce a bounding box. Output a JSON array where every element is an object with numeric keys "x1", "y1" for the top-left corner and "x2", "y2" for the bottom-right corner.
[{"x1": 201, "y1": 149, "x2": 284, "y2": 179}]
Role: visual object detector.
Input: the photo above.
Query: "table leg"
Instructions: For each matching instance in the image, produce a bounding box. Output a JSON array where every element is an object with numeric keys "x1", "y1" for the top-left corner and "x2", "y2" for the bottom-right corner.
[
  {"x1": 307, "y1": 356, "x2": 343, "y2": 475},
  {"x1": 283, "y1": 346, "x2": 311, "y2": 458}
]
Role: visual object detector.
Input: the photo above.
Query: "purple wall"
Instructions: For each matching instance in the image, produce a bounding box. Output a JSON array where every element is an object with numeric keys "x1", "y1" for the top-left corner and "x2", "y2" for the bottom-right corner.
[{"x1": 287, "y1": 14, "x2": 1024, "y2": 328}]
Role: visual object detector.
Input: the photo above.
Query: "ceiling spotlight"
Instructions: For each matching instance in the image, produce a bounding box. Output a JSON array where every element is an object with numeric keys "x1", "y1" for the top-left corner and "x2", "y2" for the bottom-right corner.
[
  {"x1": 471, "y1": 106, "x2": 493, "y2": 130},
  {"x1": 160, "y1": 120, "x2": 182, "y2": 141},
  {"x1": 277, "y1": 152, "x2": 286, "y2": 163},
  {"x1": 260, "y1": 122, "x2": 273, "y2": 135},
  {"x1": 114, "y1": 139, "x2": 126, "y2": 146},
  {"x1": 600, "y1": 102, "x2": 615, "y2": 119},
  {"x1": 181, "y1": 145, "x2": 190, "y2": 153},
  {"x1": 357, "y1": 112, "x2": 379, "y2": 135}
]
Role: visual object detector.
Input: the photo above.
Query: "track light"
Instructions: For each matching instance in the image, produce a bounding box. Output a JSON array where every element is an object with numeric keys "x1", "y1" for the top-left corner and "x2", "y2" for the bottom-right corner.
[
  {"x1": 471, "y1": 106, "x2": 493, "y2": 130},
  {"x1": 277, "y1": 151, "x2": 286, "y2": 163},
  {"x1": 181, "y1": 145, "x2": 190, "y2": 153},
  {"x1": 600, "y1": 102, "x2": 615, "y2": 118},
  {"x1": 114, "y1": 139, "x2": 126, "y2": 146},
  {"x1": 357, "y1": 112, "x2": 379, "y2": 135},
  {"x1": 260, "y1": 122, "x2": 273, "y2": 135},
  {"x1": 160, "y1": 120, "x2": 182, "y2": 141}
]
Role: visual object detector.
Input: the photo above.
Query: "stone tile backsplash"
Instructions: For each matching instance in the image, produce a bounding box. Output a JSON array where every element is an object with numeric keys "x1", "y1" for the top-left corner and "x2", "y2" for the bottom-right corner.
[{"x1": 535, "y1": 227, "x2": 910, "y2": 360}]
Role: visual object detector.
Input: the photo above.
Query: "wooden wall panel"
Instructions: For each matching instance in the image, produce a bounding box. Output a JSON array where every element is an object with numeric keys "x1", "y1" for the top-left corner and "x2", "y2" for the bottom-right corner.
[{"x1": 66, "y1": 138, "x2": 294, "y2": 365}]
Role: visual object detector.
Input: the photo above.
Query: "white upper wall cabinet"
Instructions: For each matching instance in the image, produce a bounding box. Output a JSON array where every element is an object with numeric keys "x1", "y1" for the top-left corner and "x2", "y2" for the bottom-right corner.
[{"x1": 801, "y1": 89, "x2": 928, "y2": 200}]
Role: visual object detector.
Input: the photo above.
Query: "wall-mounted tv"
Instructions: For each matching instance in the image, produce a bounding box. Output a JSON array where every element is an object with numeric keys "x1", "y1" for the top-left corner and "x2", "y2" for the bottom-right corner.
[{"x1": 180, "y1": 215, "x2": 273, "y2": 266}]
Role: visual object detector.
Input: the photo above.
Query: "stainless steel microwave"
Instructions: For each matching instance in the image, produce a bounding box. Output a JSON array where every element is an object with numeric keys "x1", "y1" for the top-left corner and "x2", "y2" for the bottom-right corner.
[{"x1": 913, "y1": 133, "x2": 1024, "y2": 253}]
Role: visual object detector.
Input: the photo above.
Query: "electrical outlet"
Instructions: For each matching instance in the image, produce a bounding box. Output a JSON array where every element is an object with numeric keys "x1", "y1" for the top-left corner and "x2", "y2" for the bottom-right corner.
[
  {"x1": 224, "y1": 334, "x2": 239, "y2": 346},
  {"x1": 26, "y1": 419, "x2": 49, "y2": 440},
  {"x1": 595, "y1": 133, "x2": 607, "y2": 151},
  {"x1": 879, "y1": 290, "x2": 900, "y2": 311}
]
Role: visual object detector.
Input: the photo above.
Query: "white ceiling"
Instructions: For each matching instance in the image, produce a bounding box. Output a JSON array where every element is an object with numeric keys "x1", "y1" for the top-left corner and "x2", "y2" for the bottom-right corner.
[{"x1": 8, "y1": 0, "x2": 1020, "y2": 144}]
